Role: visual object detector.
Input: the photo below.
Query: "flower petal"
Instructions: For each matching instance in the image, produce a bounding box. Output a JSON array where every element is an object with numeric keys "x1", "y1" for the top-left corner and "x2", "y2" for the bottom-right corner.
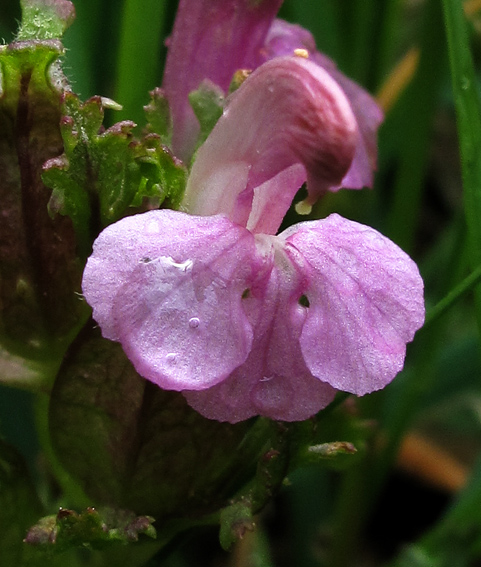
[
  {"x1": 263, "y1": 19, "x2": 384, "y2": 190},
  {"x1": 82, "y1": 210, "x2": 259, "y2": 390},
  {"x1": 163, "y1": 0, "x2": 282, "y2": 161},
  {"x1": 183, "y1": 56, "x2": 358, "y2": 234},
  {"x1": 185, "y1": 235, "x2": 336, "y2": 422},
  {"x1": 185, "y1": 351, "x2": 336, "y2": 423},
  {"x1": 281, "y1": 214, "x2": 425, "y2": 395}
]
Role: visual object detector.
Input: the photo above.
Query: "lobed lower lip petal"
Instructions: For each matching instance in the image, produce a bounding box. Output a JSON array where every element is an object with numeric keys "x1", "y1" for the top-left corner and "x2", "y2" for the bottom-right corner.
[
  {"x1": 281, "y1": 213, "x2": 425, "y2": 396},
  {"x1": 82, "y1": 209, "x2": 260, "y2": 390}
]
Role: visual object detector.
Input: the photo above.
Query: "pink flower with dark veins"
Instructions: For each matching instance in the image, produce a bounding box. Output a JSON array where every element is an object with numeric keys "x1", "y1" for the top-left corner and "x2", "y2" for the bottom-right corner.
[
  {"x1": 260, "y1": 18, "x2": 384, "y2": 190},
  {"x1": 82, "y1": 1, "x2": 424, "y2": 423}
]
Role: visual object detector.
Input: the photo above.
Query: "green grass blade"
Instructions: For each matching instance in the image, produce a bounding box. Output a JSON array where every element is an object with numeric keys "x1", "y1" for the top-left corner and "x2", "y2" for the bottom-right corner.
[
  {"x1": 442, "y1": 0, "x2": 481, "y2": 332},
  {"x1": 115, "y1": 0, "x2": 170, "y2": 125},
  {"x1": 374, "y1": 0, "x2": 402, "y2": 87},
  {"x1": 384, "y1": 0, "x2": 446, "y2": 252}
]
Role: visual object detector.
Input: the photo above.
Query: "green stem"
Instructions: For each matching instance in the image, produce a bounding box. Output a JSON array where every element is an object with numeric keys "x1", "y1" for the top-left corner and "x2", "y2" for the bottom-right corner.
[
  {"x1": 424, "y1": 263, "x2": 481, "y2": 328},
  {"x1": 328, "y1": 454, "x2": 372, "y2": 567}
]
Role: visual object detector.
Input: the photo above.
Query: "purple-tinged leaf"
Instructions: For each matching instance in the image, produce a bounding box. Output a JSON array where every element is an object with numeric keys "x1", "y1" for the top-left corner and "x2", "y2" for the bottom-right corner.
[
  {"x1": 25, "y1": 507, "x2": 156, "y2": 553},
  {"x1": 49, "y1": 325, "x2": 257, "y2": 518},
  {"x1": 0, "y1": 40, "x2": 86, "y2": 387}
]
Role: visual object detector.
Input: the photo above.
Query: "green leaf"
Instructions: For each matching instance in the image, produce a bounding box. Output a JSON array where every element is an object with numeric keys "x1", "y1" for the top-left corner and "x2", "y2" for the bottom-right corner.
[
  {"x1": 17, "y1": 0, "x2": 75, "y2": 41},
  {"x1": 188, "y1": 81, "x2": 224, "y2": 150},
  {"x1": 130, "y1": 134, "x2": 187, "y2": 210},
  {"x1": 442, "y1": 0, "x2": 481, "y2": 334},
  {"x1": 219, "y1": 501, "x2": 255, "y2": 551},
  {"x1": 43, "y1": 93, "x2": 138, "y2": 255},
  {"x1": 49, "y1": 324, "x2": 258, "y2": 521},
  {"x1": 144, "y1": 87, "x2": 172, "y2": 146},
  {"x1": 43, "y1": 93, "x2": 187, "y2": 257},
  {"x1": 0, "y1": 39, "x2": 87, "y2": 387}
]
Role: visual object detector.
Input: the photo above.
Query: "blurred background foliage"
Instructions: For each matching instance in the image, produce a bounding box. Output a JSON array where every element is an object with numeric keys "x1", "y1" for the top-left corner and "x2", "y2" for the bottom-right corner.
[{"x1": 3, "y1": 0, "x2": 481, "y2": 565}]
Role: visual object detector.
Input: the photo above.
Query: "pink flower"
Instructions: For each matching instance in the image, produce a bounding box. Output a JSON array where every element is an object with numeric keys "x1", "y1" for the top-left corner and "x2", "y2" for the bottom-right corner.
[
  {"x1": 260, "y1": 19, "x2": 383, "y2": 190},
  {"x1": 82, "y1": 51, "x2": 424, "y2": 422},
  {"x1": 163, "y1": 0, "x2": 383, "y2": 191},
  {"x1": 182, "y1": 56, "x2": 358, "y2": 231},
  {"x1": 162, "y1": 0, "x2": 283, "y2": 161}
]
